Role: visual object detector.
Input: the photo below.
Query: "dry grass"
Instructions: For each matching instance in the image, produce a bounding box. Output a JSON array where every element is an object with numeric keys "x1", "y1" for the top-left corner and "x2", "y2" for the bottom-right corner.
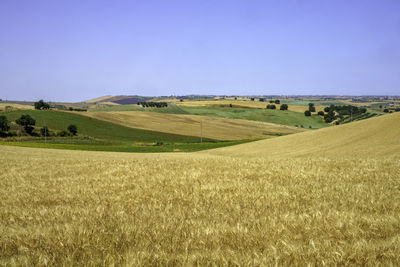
[
  {"x1": 82, "y1": 111, "x2": 303, "y2": 140},
  {"x1": 209, "y1": 112, "x2": 400, "y2": 158},
  {"x1": 176, "y1": 100, "x2": 324, "y2": 113},
  {"x1": 0, "y1": 103, "x2": 34, "y2": 111},
  {"x1": 84, "y1": 95, "x2": 114, "y2": 103}
]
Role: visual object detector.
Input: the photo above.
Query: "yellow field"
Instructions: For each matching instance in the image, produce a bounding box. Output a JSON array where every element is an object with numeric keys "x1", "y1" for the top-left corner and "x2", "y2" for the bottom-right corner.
[
  {"x1": 208, "y1": 112, "x2": 400, "y2": 158},
  {"x1": 84, "y1": 95, "x2": 114, "y2": 103},
  {"x1": 1, "y1": 113, "x2": 400, "y2": 265},
  {"x1": 177, "y1": 99, "x2": 324, "y2": 113},
  {"x1": 0, "y1": 103, "x2": 34, "y2": 111},
  {"x1": 83, "y1": 111, "x2": 304, "y2": 140}
]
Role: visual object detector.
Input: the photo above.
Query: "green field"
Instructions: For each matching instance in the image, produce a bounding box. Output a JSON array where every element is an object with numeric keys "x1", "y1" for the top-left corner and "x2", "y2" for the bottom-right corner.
[
  {"x1": 88, "y1": 103, "x2": 189, "y2": 114},
  {"x1": 1, "y1": 110, "x2": 254, "y2": 152},
  {"x1": 179, "y1": 106, "x2": 329, "y2": 129}
]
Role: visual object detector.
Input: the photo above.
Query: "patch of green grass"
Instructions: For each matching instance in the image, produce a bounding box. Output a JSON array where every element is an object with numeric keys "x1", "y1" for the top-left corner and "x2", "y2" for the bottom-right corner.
[
  {"x1": 180, "y1": 106, "x2": 329, "y2": 129},
  {"x1": 0, "y1": 139, "x2": 254, "y2": 153},
  {"x1": 88, "y1": 103, "x2": 189, "y2": 114},
  {"x1": 3, "y1": 110, "x2": 210, "y2": 143}
]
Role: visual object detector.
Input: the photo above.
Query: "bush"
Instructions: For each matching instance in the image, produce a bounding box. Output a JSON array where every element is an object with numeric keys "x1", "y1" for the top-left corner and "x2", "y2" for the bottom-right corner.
[
  {"x1": 57, "y1": 130, "x2": 70, "y2": 137},
  {"x1": 383, "y1": 109, "x2": 389, "y2": 113},
  {"x1": 266, "y1": 104, "x2": 276, "y2": 109},
  {"x1": 0, "y1": 115, "x2": 10, "y2": 132},
  {"x1": 259, "y1": 98, "x2": 265, "y2": 102},
  {"x1": 274, "y1": 99, "x2": 280, "y2": 104},
  {"x1": 229, "y1": 104, "x2": 233, "y2": 107},
  {"x1": 250, "y1": 98, "x2": 255, "y2": 101},
  {"x1": 16, "y1": 114, "x2": 36, "y2": 134},
  {"x1": 34, "y1": 100, "x2": 50, "y2": 110},
  {"x1": 304, "y1": 110, "x2": 311, "y2": 116},
  {"x1": 317, "y1": 111, "x2": 324, "y2": 116},
  {"x1": 324, "y1": 107, "x2": 330, "y2": 112},
  {"x1": 395, "y1": 108, "x2": 400, "y2": 112},
  {"x1": 40, "y1": 126, "x2": 49, "y2": 136},
  {"x1": 280, "y1": 104, "x2": 288, "y2": 110},
  {"x1": 67, "y1": 124, "x2": 78, "y2": 135}
]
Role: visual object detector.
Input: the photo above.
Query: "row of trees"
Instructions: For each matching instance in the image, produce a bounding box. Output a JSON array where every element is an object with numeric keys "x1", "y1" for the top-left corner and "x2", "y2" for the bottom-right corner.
[
  {"x1": 250, "y1": 98, "x2": 281, "y2": 104},
  {"x1": 0, "y1": 114, "x2": 78, "y2": 137},
  {"x1": 137, "y1": 102, "x2": 168, "y2": 108}
]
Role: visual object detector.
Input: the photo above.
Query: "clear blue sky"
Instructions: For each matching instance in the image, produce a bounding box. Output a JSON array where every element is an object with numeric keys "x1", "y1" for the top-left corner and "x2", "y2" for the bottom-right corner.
[{"x1": 1, "y1": 0, "x2": 399, "y2": 102}]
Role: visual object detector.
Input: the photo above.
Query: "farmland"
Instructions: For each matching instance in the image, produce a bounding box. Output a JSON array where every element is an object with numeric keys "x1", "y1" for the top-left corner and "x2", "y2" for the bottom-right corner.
[
  {"x1": 0, "y1": 110, "x2": 253, "y2": 152},
  {"x1": 1, "y1": 98, "x2": 400, "y2": 265},
  {"x1": 83, "y1": 111, "x2": 304, "y2": 140}
]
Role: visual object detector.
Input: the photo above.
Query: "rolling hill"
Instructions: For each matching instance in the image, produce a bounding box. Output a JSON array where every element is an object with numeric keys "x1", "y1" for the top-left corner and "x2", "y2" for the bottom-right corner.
[
  {"x1": 82, "y1": 111, "x2": 305, "y2": 140},
  {"x1": 207, "y1": 112, "x2": 400, "y2": 158}
]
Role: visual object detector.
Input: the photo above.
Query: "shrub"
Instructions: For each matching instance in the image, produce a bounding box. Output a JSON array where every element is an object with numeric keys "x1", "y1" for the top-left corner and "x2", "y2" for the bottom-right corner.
[
  {"x1": 304, "y1": 110, "x2": 311, "y2": 116},
  {"x1": 229, "y1": 104, "x2": 233, "y2": 107},
  {"x1": 275, "y1": 99, "x2": 280, "y2": 104},
  {"x1": 280, "y1": 104, "x2": 288, "y2": 110},
  {"x1": 266, "y1": 104, "x2": 276, "y2": 109},
  {"x1": 250, "y1": 98, "x2": 255, "y2": 101},
  {"x1": 317, "y1": 111, "x2": 324, "y2": 116},
  {"x1": 0, "y1": 115, "x2": 10, "y2": 132},
  {"x1": 269, "y1": 100, "x2": 274, "y2": 103},
  {"x1": 67, "y1": 124, "x2": 78, "y2": 135},
  {"x1": 15, "y1": 114, "x2": 36, "y2": 134},
  {"x1": 259, "y1": 98, "x2": 265, "y2": 102},
  {"x1": 40, "y1": 126, "x2": 49, "y2": 136},
  {"x1": 324, "y1": 107, "x2": 330, "y2": 112},
  {"x1": 383, "y1": 109, "x2": 389, "y2": 113},
  {"x1": 57, "y1": 130, "x2": 70, "y2": 137},
  {"x1": 395, "y1": 108, "x2": 400, "y2": 112}
]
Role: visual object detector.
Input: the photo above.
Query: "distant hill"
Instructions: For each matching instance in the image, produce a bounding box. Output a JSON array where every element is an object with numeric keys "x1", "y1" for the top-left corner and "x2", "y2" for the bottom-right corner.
[
  {"x1": 207, "y1": 112, "x2": 400, "y2": 158},
  {"x1": 84, "y1": 95, "x2": 153, "y2": 105}
]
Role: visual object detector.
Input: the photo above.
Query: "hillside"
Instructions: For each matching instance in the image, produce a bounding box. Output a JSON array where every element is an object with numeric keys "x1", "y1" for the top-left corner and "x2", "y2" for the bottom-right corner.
[
  {"x1": 207, "y1": 112, "x2": 400, "y2": 158},
  {"x1": 83, "y1": 111, "x2": 305, "y2": 140}
]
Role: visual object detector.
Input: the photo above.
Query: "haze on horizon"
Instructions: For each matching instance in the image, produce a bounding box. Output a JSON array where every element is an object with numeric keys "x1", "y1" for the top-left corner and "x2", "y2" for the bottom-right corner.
[{"x1": 1, "y1": 0, "x2": 399, "y2": 102}]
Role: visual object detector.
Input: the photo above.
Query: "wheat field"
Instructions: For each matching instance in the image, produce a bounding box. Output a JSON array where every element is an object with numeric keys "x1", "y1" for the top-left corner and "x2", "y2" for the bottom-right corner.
[
  {"x1": 83, "y1": 111, "x2": 303, "y2": 140},
  {"x1": 1, "y1": 113, "x2": 400, "y2": 265}
]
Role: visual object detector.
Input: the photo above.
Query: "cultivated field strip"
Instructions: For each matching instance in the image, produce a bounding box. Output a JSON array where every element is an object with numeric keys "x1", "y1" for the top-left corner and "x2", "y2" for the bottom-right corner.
[
  {"x1": 1, "y1": 145, "x2": 400, "y2": 265},
  {"x1": 83, "y1": 111, "x2": 303, "y2": 140}
]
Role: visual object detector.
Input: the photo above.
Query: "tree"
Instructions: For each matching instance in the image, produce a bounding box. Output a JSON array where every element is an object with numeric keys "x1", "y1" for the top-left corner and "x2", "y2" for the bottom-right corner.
[
  {"x1": 275, "y1": 99, "x2": 280, "y2": 104},
  {"x1": 266, "y1": 104, "x2": 276, "y2": 109},
  {"x1": 317, "y1": 111, "x2": 325, "y2": 116},
  {"x1": 250, "y1": 98, "x2": 255, "y2": 101},
  {"x1": 229, "y1": 103, "x2": 233, "y2": 107},
  {"x1": 324, "y1": 107, "x2": 330, "y2": 112},
  {"x1": 259, "y1": 98, "x2": 265, "y2": 102},
  {"x1": 308, "y1": 103, "x2": 316, "y2": 112},
  {"x1": 0, "y1": 115, "x2": 10, "y2": 132},
  {"x1": 16, "y1": 114, "x2": 36, "y2": 134},
  {"x1": 34, "y1": 99, "x2": 50, "y2": 110},
  {"x1": 383, "y1": 109, "x2": 389, "y2": 113},
  {"x1": 304, "y1": 110, "x2": 311, "y2": 116},
  {"x1": 67, "y1": 124, "x2": 78, "y2": 135},
  {"x1": 280, "y1": 104, "x2": 288, "y2": 110}
]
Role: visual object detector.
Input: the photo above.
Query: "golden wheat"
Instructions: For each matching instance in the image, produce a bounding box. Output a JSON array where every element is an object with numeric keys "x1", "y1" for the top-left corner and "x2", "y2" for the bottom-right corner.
[{"x1": 1, "y1": 144, "x2": 400, "y2": 266}]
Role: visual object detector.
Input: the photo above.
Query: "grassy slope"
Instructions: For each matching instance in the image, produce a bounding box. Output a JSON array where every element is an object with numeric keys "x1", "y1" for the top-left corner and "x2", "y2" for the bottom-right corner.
[
  {"x1": 207, "y1": 112, "x2": 400, "y2": 158},
  {"x1": 83, "y1": 111, "x2": 304, "y2": 140},
  {"x1": 2, "y1": 110, "x2": 204, "y2": 143},
  {"x1": 1, "y1": 110, "x2": 258, "y2": 152},
  {"x1": 180, "y1": 106, "x2": 328, "y2": 129}
]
